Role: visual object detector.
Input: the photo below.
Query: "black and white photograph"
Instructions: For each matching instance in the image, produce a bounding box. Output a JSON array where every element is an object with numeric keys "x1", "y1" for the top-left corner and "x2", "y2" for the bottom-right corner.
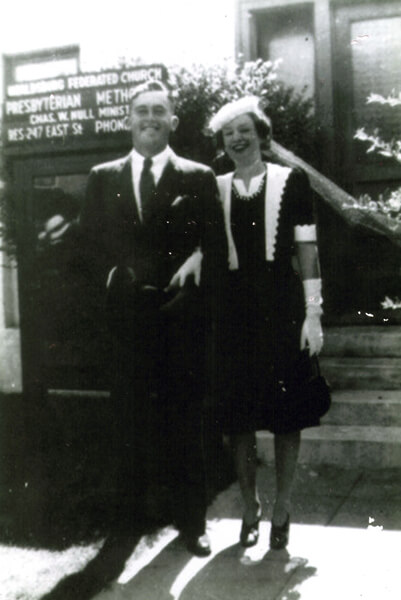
[{"x1": 1, "y1": 1, "x2": 401, "y2": 598}]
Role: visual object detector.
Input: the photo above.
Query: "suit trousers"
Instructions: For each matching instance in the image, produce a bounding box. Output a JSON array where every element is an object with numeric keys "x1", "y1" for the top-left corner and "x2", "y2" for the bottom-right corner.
[{"x1": 108, "y1": 279, "x2": 208, "y2": 537}]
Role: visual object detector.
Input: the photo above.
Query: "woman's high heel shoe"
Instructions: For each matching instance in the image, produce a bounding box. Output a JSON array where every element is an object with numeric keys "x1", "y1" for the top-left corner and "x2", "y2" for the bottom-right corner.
[
  {"x1": 270, "y1": 512, "x2": 290, "y2": 550},
  {"x1": 240, "y1": 515, "x2": 261, "y2": 548}
]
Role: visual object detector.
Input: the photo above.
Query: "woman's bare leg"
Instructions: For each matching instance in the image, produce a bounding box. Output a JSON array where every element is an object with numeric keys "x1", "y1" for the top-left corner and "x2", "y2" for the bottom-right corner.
[
  {"x1": 273, "y1": 430, "x2": 300, "y2": 525},
  {"x1": 231, "y1": 432, "x2": 261, "y2": 523}
]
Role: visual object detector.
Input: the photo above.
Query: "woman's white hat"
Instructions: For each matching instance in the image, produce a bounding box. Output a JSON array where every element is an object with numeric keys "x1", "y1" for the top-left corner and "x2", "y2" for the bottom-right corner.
[{"x1": 209, "y1": 96, "x2": 269, "y2": 133}]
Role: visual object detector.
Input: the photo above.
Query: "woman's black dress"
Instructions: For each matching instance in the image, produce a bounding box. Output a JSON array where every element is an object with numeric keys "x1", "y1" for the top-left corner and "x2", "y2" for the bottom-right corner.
[{"x1": 218, "y1": 167, "x2": 317, "y2": 435}]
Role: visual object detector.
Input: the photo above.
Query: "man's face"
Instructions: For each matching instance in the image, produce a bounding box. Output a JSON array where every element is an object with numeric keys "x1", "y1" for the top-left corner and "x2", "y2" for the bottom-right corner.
[{"x1": 130, "y1": 91, "x2": 179, "y2": 156}]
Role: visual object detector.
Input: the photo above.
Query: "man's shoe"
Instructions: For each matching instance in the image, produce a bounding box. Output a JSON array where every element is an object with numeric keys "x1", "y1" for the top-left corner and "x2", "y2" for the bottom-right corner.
[{"x1": 182, "y1": 532, "x2": 212, "y2": 557}]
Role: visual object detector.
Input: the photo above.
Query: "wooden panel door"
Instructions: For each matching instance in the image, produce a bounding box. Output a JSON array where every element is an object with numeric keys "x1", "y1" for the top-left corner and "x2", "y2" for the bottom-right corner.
[
  {"x1": 14, "y1": 152, "x2": 119, "y2": 395},
  {"x1": 333, "y1": 1, "x2": 401, "y2": 196}
]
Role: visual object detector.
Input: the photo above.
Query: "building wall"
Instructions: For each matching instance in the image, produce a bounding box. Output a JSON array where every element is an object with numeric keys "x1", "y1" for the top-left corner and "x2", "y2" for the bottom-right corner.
[
  {"x1": 236, "y1": 0, "x2": 335, "y2": 176},
  {"x1": 255, "y1": 3, "x2": 315, "y2": 99},
  {"x1": 0, "y1": 247, "x2": 22, "y2": 393},
  {"x1": 235, "y1": 0, "x2": 401, "y2": 193}
]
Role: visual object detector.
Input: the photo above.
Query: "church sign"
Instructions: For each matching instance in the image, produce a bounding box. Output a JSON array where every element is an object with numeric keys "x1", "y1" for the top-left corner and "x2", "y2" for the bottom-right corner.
[{"x1": 3, "y1": 63, "x2": 168, "y2": 152}]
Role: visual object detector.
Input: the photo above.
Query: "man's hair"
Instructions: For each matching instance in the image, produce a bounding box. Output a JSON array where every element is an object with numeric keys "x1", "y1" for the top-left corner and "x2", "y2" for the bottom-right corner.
[{"x1": 130, "y1": 80, "x2": 176, "y2": 111}]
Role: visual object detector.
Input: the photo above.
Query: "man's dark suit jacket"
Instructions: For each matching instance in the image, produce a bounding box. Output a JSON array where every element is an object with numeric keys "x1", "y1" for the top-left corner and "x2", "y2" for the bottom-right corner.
[{"x1": 80, "y1": 149, "x2": 228, "y2": 299}]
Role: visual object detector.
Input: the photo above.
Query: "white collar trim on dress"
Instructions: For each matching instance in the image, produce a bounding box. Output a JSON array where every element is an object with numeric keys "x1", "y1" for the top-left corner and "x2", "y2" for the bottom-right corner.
[
  {"x1": 233, "y1": 171, "x2": 266, "y2": 198},
  {"x1": 217, "y1": 162, "x2": 292, "y2": 268}
]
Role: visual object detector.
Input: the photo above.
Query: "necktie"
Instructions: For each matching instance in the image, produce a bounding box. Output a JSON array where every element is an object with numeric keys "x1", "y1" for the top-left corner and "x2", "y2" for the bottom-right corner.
[{"x1": 140, "y1": 157, "x2": 156, "y2": 222}]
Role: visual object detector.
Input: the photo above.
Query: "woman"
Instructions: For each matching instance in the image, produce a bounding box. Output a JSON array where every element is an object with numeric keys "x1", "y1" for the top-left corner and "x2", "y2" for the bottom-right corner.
[{"x1": 209, "y1": 97, "x2": 324, "y2": 550}]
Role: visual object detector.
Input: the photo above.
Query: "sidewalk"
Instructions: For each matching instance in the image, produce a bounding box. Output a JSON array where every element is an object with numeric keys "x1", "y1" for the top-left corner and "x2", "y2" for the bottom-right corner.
[
  {"x1": 91, "y1": 464, "x2": 401, "y2": 600},
  {"x1": 2, "y1": 463, "x2": 400, "y2": 599}
]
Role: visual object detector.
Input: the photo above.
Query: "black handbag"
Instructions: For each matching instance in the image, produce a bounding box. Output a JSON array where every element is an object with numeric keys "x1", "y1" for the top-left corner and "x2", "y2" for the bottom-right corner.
[{"x1": 270, "y1": 350, "x2": 331, "y2": 435}]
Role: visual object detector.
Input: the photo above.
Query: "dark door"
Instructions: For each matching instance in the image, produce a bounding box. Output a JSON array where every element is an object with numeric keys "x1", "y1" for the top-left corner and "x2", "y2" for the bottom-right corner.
[
  {"x1": 14, "y1": 152, "x2": 121, "y2": 394},
  {"x1": 333, "y1": 1, "x2": 401, "y2": 196}
]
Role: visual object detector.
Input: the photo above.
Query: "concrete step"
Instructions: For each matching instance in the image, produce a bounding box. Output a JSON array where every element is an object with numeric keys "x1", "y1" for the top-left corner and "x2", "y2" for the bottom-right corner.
[
  {"x1": 320, "y1": 357, "x2": 401, "y2": 390},
  {"x1": 319, "y1": 327, "x2": 401, "y2": 389},
  {"x1": 323, "y1": 390, "x2": 401, "y2": 426},
  {"x1": 322, "y1": 326, "x2": 401, "y2": 357},
  {"x1": 257, "y1": 425, "x2": 401, "y2": 468}
]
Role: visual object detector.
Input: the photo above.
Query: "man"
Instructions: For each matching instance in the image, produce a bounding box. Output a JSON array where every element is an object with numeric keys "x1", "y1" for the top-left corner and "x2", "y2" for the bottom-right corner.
[{"x1": 80, "y1": 80, "x2": 227, "y2": 556}]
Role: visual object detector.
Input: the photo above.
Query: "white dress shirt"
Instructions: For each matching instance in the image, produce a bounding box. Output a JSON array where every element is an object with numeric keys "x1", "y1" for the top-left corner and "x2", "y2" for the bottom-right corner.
[{"x1": 130, "y1": 146, "x2": 174, "y2": 220}]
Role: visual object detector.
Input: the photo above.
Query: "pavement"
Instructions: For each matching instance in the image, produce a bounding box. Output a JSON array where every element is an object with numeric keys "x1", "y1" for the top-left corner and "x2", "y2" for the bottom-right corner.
[
  {"x1": 2, "y1": 462, "x2": 400, "y2": 600},
  {"x1": 91, "y1": 463, "x2": 401, "y2": 600}
]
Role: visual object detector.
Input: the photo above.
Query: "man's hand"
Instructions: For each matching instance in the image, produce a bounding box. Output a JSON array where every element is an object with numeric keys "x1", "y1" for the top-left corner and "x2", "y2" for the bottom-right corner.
[
  {"x1": 165, "y1": 248, "x2": 203, "y2": 292},
  {"x1": 38, "y1": 215, "x2": 74, "y2": 246},
  {"x1": 300, "y1": 314, "x2": 324, "y2": 356}
]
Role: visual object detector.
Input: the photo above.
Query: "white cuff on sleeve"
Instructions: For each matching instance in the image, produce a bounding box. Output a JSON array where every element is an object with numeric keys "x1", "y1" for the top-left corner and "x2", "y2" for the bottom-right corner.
[{"x1": 294, "y1": 224, "x2": 317, "y2": 242}]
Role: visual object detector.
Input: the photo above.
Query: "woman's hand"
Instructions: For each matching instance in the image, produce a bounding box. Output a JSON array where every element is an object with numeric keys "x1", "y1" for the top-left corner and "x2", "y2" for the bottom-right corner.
[
  {"x1": 165, "y1": 247, "x2": 203, "y2": 291},
  {"x1": 300, "y1": 313, "x2": 323, "y2": 356}
]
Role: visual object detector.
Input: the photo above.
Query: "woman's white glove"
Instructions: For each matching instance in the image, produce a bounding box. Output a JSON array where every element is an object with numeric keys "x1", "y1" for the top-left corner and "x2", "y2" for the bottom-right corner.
[
  {"x1": 301, "y1": 278, "x2": 324, "y2": 356},
  {"x1": 165, "y1": 247, "x2": 203, "y2": 291},
  {"x1": 300, "y1": 314, "x2": 323, "y2": 355}
]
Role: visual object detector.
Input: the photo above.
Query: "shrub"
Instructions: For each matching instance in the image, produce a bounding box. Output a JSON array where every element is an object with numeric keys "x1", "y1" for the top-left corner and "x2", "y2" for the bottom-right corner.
[
  {"x1": 353, "y1": 91, "x2": 401, "y2": 311},
  {"x1": 169, "y1": 59, "x2": 317, "y2": 165},
  {"x1": 353, "y1": 91, "x2": 401, "y2": 225}
]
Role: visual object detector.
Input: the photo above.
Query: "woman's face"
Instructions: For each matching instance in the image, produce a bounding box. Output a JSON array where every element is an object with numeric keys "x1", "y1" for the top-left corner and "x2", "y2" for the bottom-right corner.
[{"x1": 221, "y1": 113, "x2": 262, "y2": 165}]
